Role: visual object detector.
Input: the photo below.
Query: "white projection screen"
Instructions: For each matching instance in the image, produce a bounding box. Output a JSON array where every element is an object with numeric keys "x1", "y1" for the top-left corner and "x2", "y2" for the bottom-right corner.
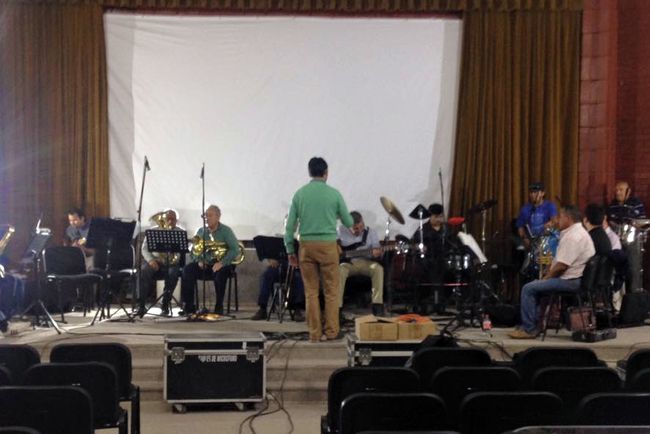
[{"x1": 105, "y1": 13, "x2": 462, "y2": 240}]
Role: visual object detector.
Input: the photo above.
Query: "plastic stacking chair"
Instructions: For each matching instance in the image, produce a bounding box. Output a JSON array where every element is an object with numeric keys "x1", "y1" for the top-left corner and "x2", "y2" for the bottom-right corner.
[
  {"x1": 0, "y1": 344, "x2": 40, "y2": 384},
  {"x1": 429, "y1": 366, "x2": 522, "y2": 426},
  {"x1": 0, "y1": 385, "x2": 93, "y2": 434},
  {"x1": 410, "y1": 347, "x2": 492, "y2": 387},
  {"x1": 512, "y1": 346, "x2": 603, "y2": 387},
  {"x1": 339, "y1": 392, "x2": 447, "y2": 434},
  {"x1": 577, "y1": 392, "x2": 650, "y2": 425},
  {"x1": 532, "y1": 366, "x2": 621, "y2": 422},
  {"x1": 322, "y1": 367, "x2": 420, "y2": 434},
  {"x1": 49, "y1": 342, "x2": 141, "y2": 434},
  {"x1": 0, "y1": 427, "x2": 41, "y2": 434},
  {"x1": 458, "y1": 391, "x2": 563, "y2": 434},
  {"x1": 623, "y1": 349, "x2": 650, "y2": 387},
  {"x1": 24, "y1": 362, "x2": 127, "y2": 434}
]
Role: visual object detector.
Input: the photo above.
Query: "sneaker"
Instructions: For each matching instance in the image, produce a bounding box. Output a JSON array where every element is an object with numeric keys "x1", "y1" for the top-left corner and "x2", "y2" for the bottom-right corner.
[
  {"x1": 293, "y1": 309, "x2": 305, "y2": 322},
  {"x1": 251, "y1": 308, "x2": 267, "y2": 321},
  {"x1": 508, "y1": 328, "x2": 538, "y2": 339}
]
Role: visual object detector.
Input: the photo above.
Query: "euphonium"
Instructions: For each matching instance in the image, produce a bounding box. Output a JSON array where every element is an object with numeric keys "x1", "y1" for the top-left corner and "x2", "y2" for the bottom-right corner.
[
  {"x1": 190, "y1": 235, "x2": 245, "y2": 265},
  {"x1": 149, "y1": 211, "x2": 181, "y2": 266}
]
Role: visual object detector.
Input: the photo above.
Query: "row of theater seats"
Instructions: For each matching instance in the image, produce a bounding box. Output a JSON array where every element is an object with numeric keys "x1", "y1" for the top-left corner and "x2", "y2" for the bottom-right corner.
[
  {"x1": 0, "y1": 343, "x2": 140, "y2": 434},
  {"x1": 323, "y1": 346, "x2": 650, "y2": 434}
]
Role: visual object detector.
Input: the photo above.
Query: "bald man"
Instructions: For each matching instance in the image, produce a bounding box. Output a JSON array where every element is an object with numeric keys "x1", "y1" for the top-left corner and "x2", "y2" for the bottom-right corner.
[{"x1": 607, "y1": 181, "x2": 646, "y2": 224}]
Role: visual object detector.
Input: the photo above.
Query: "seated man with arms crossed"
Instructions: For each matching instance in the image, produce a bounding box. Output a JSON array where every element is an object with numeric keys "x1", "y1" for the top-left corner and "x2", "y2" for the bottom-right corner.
[
  {"x1": 509, "y1": 205, "x2": 595, "y2": 339},
  {"x1": 338, "y1": 211, "x2": 384, "y2": 316}
]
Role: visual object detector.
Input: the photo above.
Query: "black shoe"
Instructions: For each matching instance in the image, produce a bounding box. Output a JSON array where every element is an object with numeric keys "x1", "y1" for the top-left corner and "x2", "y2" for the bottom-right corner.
[
  {"x1": 372, "y1": 303, "x2": 385, "y2": 316},
  {"x1": 160, "y1": 304, "x2": 170, "y2": 316},
  {"x1": 179, "y1": 306, "x2": 195, "y2": 316},
  {"x1": 293, "y1": 309, "x2": 305, "y2": 322},
  {"x1": 251, "y1": 308, "x2": 267, "y2": 321},
  {"x1": 136, "y1": 305, "x2": 146, "y2": 318},
  {"x1": 214, "y1": 306, "x2": 224, "y2": 315}
]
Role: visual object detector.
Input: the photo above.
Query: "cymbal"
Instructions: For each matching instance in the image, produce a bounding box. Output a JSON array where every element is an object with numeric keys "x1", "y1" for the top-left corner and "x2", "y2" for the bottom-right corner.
[
  {"x1": 468, "y1": 199, "x2": 497, "y2": 214},
  {"x1": 380, "y1": 196, "x2": 405, "y2": 224},
  {"x1": 632, "y1": 218, "x2": 650, "y2": 230},
  {"x1": 409, "y1": 204, "x2": 431, "y2": 220}
]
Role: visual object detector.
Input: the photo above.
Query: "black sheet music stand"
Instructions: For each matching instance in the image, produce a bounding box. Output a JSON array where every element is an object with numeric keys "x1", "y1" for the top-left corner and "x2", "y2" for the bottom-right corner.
[
  {"x1": 86, "y1": 218, "x2": 137, "y2": 324},
  {"x1": 141, "y1": 228, "x2": 188, "y2": 317},
  {"x1": 19, "y1": 230, "x2": 58, "y2": 332},
  {"x1": 253, "y1": 235, "x2": 295, "y2": 323}
]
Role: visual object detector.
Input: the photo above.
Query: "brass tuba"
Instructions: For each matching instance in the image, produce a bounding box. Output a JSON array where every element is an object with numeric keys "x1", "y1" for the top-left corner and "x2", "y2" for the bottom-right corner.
[
  {"x1": 148, "y1": 211, "x2": 182, "y2": 266},
  {"x1": 190, "y1": 234, "x2": 245, "y2": 265}
]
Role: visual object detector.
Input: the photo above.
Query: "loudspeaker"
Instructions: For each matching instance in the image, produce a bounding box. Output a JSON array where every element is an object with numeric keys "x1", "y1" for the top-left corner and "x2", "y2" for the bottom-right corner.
[{"x1": 619, "y1": 291, "x2": 649, "y2": 326}]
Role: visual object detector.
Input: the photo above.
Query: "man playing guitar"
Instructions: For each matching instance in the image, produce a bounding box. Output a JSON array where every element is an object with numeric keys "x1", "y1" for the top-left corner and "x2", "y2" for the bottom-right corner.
[{"x1": 337, "y1": 211, "x2": 384, "y2": 316}]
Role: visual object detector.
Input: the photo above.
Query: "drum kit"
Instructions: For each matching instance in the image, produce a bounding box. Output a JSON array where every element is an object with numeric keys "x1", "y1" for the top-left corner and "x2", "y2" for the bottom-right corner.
[{"x1": 379, "y1": 196, "x2": 495, "y2": 325}]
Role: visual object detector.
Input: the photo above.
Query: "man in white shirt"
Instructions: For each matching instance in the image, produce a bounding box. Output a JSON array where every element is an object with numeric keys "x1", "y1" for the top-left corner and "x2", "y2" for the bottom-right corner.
[
  {"x1": 509, "y1": 205, "x2": 595, "y2": 339},
  {"x1": 338, "y1": 211, "x2": 384, "y2": 316}
]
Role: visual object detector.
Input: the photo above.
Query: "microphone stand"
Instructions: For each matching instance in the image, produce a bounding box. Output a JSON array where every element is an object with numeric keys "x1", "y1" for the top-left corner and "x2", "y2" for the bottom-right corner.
[
  {"x1": 199, "y1": 163, "x2": 208, "y2": 314},
  {"x1": 438, "y1": 168, "x2": 447, "y2": 251},
  {"x1": 135, "y1": 157, "x2": 150, "y2": 316}
]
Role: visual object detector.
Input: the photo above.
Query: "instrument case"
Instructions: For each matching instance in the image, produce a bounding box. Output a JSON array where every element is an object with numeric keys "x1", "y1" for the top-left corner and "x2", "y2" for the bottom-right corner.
[
  {"x1": 164, "y1": 332, "x2": 266, "y2": 404},
  {"x1": 346, "y1": 334, "x2": 422, "y2": 367}
]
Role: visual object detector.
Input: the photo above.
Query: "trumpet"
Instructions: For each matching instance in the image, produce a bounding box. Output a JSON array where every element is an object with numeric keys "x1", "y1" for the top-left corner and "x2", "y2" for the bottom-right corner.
[{"x1": 190, "y1": 235, "x2": 245, "y2": 265}]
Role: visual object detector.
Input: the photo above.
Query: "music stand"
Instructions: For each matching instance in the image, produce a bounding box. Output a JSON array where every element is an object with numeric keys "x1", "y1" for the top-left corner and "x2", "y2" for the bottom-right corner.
[
  {"x1": 253, "y1": 236, "x2": 294, "y2": 322},
  {"x1": 86, "y1": 218, "x2": 137, "y2": 324},
  {"x1": 19, "y1": 230, "x2": 58, "y2": 332},
  {"x1": 141, "y1": 228, "x2": 188, "y2": 317}
]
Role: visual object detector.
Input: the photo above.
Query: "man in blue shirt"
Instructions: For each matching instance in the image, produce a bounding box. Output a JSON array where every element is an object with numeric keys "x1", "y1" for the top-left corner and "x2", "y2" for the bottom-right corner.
[{"x1": 516, "y1": 182, "x2": 558, "y2": 248}]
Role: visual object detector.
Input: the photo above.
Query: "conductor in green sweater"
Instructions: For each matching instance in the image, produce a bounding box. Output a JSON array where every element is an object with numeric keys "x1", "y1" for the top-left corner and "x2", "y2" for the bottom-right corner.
[{"x1": 285, "y1": 157, "x2": 354, "y2": 343}]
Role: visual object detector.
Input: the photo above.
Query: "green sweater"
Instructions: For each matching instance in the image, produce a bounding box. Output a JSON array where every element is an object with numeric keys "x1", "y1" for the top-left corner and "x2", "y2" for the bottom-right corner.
[
  {"x1": 191, "y1": 223, "x2": 239, "y2": 266},
  {"x1": 284, "y1": 179, "x2": 354, "y2": 254}
]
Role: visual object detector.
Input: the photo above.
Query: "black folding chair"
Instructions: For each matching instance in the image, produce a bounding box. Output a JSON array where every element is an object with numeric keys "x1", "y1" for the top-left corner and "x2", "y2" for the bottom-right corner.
[
  {"x1": 577, "y1": 392, "x2": 650, "y2": 425},
  {"x1": 323, "y1": 367, "x2": 420, "y2": 434},
  {"x1": 512, "y1": 346, "x2": 603, "y2": 387},
  {"x1": 429, "y1": 366, "x2": 522, "y2": 427},
  {"x1": 458, "y1": 391, "x2": 563, "y2": 434},
  {"x1": 532, "y1": 366, "x2": 621, "y2": 422},
  {"x1": 49, "y1": 342, "x2": 140, "y2": 434},
  {"x1": 0, "y1": 385, "x2": 93, "y2": 434},
  {"x1": 24, "y1": 362, "x2": 127, "y2": 434},
  {"x1": 540, "y1": 255, "x2": 599, "y2": 340},
  {"x1": 339, "y1": 392, "x2": 447, "y2": 434},
  {"x1": 43, "y1": 246, "x2": 102, "y2": 320},
  {"x1": 410, "y1": 347, "x2": 492, "y2": 387},
  {"x1": 0, "y1": 344, "x2": 40, "y2": 384},
  {"x1": 0, "y1": 366, "x2": 13, "y2": 386}
]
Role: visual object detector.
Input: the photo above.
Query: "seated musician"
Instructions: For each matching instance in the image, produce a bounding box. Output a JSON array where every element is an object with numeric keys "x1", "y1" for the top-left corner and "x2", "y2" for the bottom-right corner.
[
  {"x1": 583, "y1": 204, "x2": 612, "y2": 256},
  {"x1": 137, "y1": 209, "x2": 183, "y2": 317},
  {"x1": 337, "y1": 211, "x2": 384, "y2": 316},
  {"x1": 250, "y1": 258, "x2": 305, "y2": 322},
  {"x1": 516, "y1": 182, "x2": 558, "y2": 249},
  {"x1": 411, "y1": 203, "x2": 456, "y2": 313},
  {"x1": 64, "y1": 207, "x2": 94, "y2": 269},
  {"x1": 607, "y1": 181, "x2": 646, "y2": 223},
  {"x1": 509, "y1": 205, "x2": 595, "y2": 339},
  {"x1": 180, "y1": 205, "x2": 239, "y2": 315}
]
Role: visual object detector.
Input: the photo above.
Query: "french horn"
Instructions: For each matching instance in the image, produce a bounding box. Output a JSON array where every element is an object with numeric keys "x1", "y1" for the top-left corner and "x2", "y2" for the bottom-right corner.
[{"x1": 190, "y1": 234, "x2": 245, "y2": 265}]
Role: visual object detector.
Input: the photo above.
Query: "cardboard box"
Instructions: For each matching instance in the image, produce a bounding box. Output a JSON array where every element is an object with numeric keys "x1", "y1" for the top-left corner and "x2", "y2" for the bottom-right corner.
[
  {"x1": 355, "y1": 315, "x2": 398, "y2": 341},
  {"x1": 398, "y1": 321, "x2": 437, "y2": 340}
]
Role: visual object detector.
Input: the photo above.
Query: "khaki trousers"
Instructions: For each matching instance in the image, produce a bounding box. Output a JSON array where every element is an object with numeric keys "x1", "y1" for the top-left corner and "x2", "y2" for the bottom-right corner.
[
  {"x1": 339, "y1": 259, "x2": 384, "y2": 307},
  {"x1": 299, "y1": 241, "x2": 340, "y2": 341}
]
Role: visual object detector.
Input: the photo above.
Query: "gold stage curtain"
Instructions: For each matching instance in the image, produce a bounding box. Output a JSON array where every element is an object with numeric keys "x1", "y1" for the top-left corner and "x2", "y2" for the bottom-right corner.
[
  {"x1": 449, "y1": 3, "x2": 582, "y2": 250},
  {"x1": 0, "y1": 2, "x2": 108, "y2": 259}
]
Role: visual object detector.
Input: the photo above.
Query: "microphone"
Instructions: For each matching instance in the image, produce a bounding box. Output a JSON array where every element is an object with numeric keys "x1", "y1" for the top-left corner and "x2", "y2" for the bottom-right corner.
[
  {"x1": 144, "y1": 156, "x2": 150, "y2": 171},
  {"x1": 200, "y1": 163, "x2": 205, "y2": 180}
]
